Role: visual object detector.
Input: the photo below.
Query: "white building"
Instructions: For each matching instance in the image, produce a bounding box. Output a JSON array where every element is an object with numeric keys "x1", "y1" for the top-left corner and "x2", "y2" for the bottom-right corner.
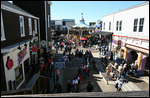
[{"x1": 102, "y1": 1, "x2": 149, "y2": 75}]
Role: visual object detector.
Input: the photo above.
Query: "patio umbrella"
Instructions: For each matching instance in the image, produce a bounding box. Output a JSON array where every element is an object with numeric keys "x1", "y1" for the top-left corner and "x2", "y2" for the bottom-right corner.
[{"x1": 80, "y1": 37, "x2": 87, "y2": 40}]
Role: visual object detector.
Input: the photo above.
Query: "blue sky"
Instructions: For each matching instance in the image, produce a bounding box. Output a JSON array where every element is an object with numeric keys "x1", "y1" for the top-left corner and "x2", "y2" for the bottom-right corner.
[
  {"x1": 51, "y1": 1, "x2": 147, "y2": 24},
  {"x1": 8, "y1": 1, "x2": 147, "y2": 24}
]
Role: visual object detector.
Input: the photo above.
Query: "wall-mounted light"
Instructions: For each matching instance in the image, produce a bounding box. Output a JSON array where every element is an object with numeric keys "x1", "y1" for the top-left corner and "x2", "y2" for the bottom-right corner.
[
  {"x1": 17, "y1": 43, "x2": 21, "y2": 50},
  {"x1": 24, "y1": 43, "x2": 27, "y2": 47},
  {"x1": 17, "y1": 46, "x2": 21, "y2": 50},
  {"x1": 29, "y1": 40, "x2": 33, "y2": 47}
]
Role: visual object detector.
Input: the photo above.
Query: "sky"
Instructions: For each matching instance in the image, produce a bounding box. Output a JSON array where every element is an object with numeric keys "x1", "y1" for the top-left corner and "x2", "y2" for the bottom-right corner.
[
  {"x1": 8, "y1": 1, "x2": 147, "y2": 25},
  {"x1": 51, "y1": 1, "x2": 147, "y2": 24}
]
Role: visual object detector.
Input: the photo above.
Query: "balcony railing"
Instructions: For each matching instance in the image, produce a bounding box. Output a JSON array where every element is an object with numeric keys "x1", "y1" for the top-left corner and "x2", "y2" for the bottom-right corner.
[{"x1": 1, "y1": 74, "x2": 50, "y2": 95}]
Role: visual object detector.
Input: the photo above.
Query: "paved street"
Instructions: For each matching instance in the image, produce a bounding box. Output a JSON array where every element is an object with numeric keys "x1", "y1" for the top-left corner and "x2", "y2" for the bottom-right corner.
[
  {"x1": 55, "y1": 45, "x2": 149, "y2": 93},
  {"x1": 55, "y1": 45, "x2": 116, "y2": 93}
]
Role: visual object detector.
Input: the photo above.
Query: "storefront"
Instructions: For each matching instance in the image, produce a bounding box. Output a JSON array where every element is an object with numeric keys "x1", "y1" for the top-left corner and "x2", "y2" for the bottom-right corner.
[
  {"x1": 2, "y1": 43, "x2": 30, "y2": 91},
  {"x1": 125, "y1": 44, "x2": 149, "y2": 75}
]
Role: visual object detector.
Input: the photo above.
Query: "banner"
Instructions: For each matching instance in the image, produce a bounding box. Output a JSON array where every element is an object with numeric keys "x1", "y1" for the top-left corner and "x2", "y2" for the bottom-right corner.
[{"x1": 55, "y1": 62, "x2": 65, "y2": 69}]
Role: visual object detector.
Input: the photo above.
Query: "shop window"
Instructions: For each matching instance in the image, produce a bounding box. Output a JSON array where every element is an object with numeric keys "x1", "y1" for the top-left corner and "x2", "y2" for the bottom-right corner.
[
  {"x1": 19, "y1": 16, "x2": 25, "y2": 37},
  {"x1": 28, "y1": 18, "x2": 32, "y2": 35},
  {"x1": 34, "y1": 19, "x2": 37, "y2": 34},
  {"x1": 1, "y1": 12, "x2": 6, "y2": 41},
  {"x1": 139, "y1": 18, "x2": 144, "y2": 32},
  {"x1": 15, "y1": 64, "x2": 23, "y2": 87}
]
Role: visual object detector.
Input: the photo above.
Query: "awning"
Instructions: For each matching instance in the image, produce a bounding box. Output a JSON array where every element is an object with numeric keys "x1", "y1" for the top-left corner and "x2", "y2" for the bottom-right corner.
[
  {"x1": 92, "y1": 31, "x2": 113, "y2": 36},
  {"x1": 1, "y1": 39, "x2": 31, "y2": 53}
]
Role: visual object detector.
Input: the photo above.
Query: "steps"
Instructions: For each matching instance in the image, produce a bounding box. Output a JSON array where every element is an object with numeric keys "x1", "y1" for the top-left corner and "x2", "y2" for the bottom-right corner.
[{"x1": 2, "y1": 91, "x2": 149, "y2": 97}]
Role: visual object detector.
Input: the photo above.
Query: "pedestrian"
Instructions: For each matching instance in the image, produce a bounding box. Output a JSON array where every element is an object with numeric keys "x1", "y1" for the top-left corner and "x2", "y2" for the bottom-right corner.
[
  {"x1": 72, "y1": 77, "x2": 77, "y2": 92},
  {"x1": 87, "y1": 81, "x2": 93, "y2": 92},
  {"x1": 83, "y1": 65, "x2": 88, "y2": 79},
  {"x1": 55, "y1": 83, "x2": 62, "y2": 93},
  {"x1": 123, "y1": 63, "x2": 128, "y2": 78},
  {"x1": 40, "y1": 62, "x2": 46, "y2": 76},
  {"x1": 96, "y1": 44, "x2": 98, "y2": 50},
  {"x1": 118, "y1": 64, "x2": 124, "y2": 77},
  {"x1": 71, "y1": 52, "x2": 75, "y2": 66},
  {"x1": 131, "y1": 60, "x2": 138, "y2": 76},
  {"x1": 115, "y1": 77, "x2": 123, "y2": 92},
  {"x1": 61, "y1": 42, "x2": 63, "y2": 51},
  {"x1": 105, "y1": 64, "x2": 111, "y2": 78},
  {"x1": 67, "y1": 80, "x2": 72, "y2": 93},
  {"x1": 114, "y1": 61, "x2": 119, "y2": 69},
  {"x1": 99, "y1": 45, "x2": 101, "y2": 55},
  {"x1": 78, "y1": 64, "x2": 84, "y2": 76}
]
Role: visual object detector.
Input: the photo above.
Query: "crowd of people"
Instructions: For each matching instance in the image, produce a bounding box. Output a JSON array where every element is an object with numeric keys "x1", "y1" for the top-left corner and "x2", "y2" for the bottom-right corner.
[{"x1": 39, "y1": 34, "x2": 140, "y2": 93}]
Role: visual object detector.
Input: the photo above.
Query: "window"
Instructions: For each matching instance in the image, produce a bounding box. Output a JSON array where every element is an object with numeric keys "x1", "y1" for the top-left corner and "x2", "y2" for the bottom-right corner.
[
  {"x1": 139, "y1": 18, "x2": 144, "y2": 32},
  {"x1": 34, "y1": 19, "x2": 37, "y2": 34},
  {"x1": 133, "y1": 19, "x2": 138, "y2": 32},
  {"x1": 116, "y1": 21, "x2": 119, "y2": 31},
  {"x1": 19, "y1": 16, "x2": 25, "y2": 37},
  {"x1": 1, "y1": 12, "x2": 6, "y2": 41},
  {"x1": 109, "y1": 22, "x2": 111, "y2": 30},
  {"x1": 103, "y1": 23, "x2": 105, "y2": 30},
  {"x1": 28, "y1": 18, "x2": 32, "y2": 35},
  {"x1": 119, "y1": 21, "x2": 122, "y2": 31},
  {"x1": 48, "y1": 15, "x2": 50, "y2": 27}
]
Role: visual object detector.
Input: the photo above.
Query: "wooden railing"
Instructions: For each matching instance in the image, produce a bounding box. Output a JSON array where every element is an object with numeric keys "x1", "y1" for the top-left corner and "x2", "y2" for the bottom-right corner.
[{"x1": 1, "y1": 74, "x2": 50, "y2": 95}]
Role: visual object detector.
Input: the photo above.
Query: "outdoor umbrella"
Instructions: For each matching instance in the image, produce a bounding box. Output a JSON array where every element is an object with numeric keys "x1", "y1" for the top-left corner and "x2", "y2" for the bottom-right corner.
[{"x1": 80, "y1": 37, "x2": 87, "y2": 40}]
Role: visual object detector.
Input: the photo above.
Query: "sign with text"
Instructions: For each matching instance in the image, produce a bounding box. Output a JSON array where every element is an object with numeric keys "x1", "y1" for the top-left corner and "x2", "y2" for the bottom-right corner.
[{"x1": 55, "y1": 62, "x2": 65, "y2": 69}]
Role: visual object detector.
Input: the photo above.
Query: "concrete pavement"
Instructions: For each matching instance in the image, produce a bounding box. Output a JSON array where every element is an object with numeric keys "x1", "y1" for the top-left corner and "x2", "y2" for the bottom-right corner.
[{"x1": 55, "y1": 45, "x2": 149, "y2": 93}]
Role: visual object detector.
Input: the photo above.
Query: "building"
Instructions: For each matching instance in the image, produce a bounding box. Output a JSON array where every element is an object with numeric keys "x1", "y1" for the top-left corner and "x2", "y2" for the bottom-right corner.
[
  {"x1": 51, "y1": 19, "x2": 75, "y2": 35},
  {"x1": 102, "y1": 1, "x2": 149, "y2": 75},
  {"x1": 1, "y1": 1, "x2": 40, "y2": 91},
  {"x1": 13, "y1": 1, "x2": 52, "y2": 53}
]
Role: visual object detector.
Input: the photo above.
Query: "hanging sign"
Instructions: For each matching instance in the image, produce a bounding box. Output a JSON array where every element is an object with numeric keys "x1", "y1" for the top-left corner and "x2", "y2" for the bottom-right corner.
[
  {"x1": 31, "y1": 45, "x2": 38, "y2": 52},
  {"x1": 6, "y1": 56, "x2": 14, "y2": 70},
  {"x1": 18, "y1": 47, "x2": 27, "y2": 65}
]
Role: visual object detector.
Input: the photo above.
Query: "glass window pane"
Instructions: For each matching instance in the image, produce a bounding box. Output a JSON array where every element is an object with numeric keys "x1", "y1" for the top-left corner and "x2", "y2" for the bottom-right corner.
[
  {"x1": 139, "y1": 26, "x2": 143, "y2": 32},
  {"x1": 133, "y1": 26, "x2": 137, "y2": 32}
]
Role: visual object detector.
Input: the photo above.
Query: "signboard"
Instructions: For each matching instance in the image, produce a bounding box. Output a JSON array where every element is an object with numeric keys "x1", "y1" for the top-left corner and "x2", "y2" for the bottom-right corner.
[
  {"x1": 18, "y1": 47, "x2": 27, "y2": 65},
  {"x1": 15, "y1": 64, "x2": 23, "y2": 87},
  {"x1": 6, "y1": 56, "x2": 14, "y2": 70},
  {"x1": 31, "y1": 45, "x2": 38, "y2": 52},
  {"x1": 55, "y1": 62, "x2": 65, "y2": 69}
]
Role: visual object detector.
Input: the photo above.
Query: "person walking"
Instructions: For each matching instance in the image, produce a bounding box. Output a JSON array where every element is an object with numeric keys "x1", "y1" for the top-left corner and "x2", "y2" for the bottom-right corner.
[
  {"x1": 99, "y1": 45, "x2": 101, "y2": 56},
  {"x1": 60, "y1": 42, "x2": 63, "y2": 51},
  {"x1": 118, "y1": 64, "x2": 124, "y2": 77},
  {"x1": 87, "y1": 81, "x2": 93, "y2": 92},
  {"x1": 54, "y1": 83, "x2": 62, "y2": 93},
  {"x1": 40, "y1": 62, "x2": 46, "y2": 76},
  {"x1": 115, "y1": 77, "x2": 123, "y2": 92},
  {"x1": 67, "y1": 80, "x2": 72, "y2": 93},
  {"x1": 96, "y1": 44, "x2": 98, "y2": 50},
  {"x1": 83, "y1": 65, "x2": 88, "y2": 79}
]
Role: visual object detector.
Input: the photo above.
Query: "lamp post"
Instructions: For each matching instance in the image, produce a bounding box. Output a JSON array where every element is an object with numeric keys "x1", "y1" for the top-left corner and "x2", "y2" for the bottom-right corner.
[{"x1": 68, "y1": 26, "x2": 70, "y2": 39}]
